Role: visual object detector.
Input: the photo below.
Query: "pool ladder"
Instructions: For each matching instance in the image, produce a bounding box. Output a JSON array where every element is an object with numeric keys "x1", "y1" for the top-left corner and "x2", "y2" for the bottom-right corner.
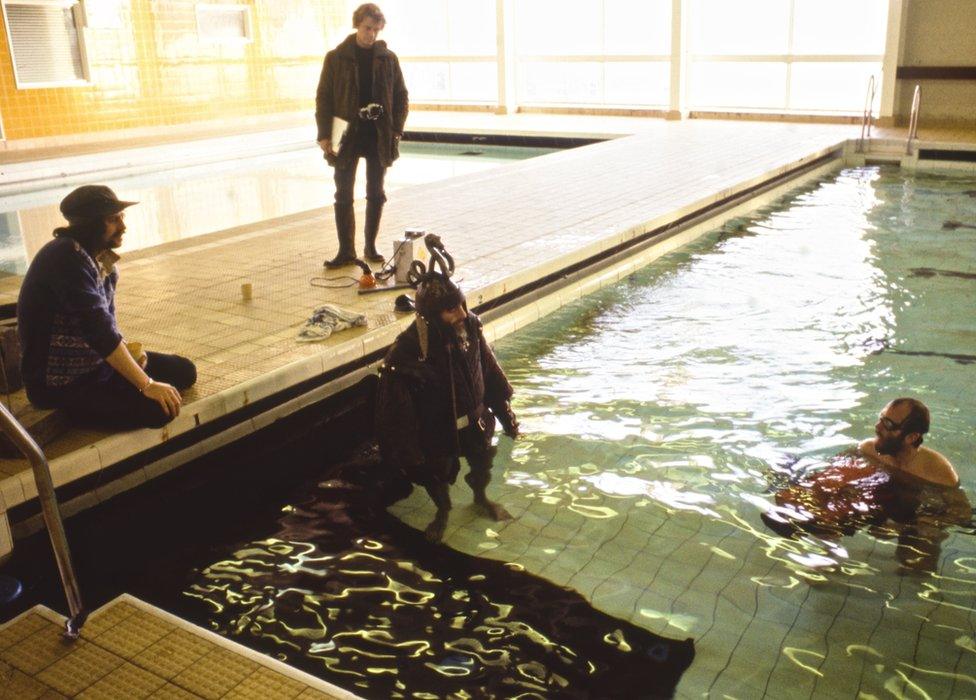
[
  {"x1": 856, "y1": 75, "x2": 876, "y2": 154},
  {"x1": 0, "y1": 403, "x2": 86, "y2": 638},
  {"x1": 905, "y1": 84, "x2": 922, "y2": 156}
]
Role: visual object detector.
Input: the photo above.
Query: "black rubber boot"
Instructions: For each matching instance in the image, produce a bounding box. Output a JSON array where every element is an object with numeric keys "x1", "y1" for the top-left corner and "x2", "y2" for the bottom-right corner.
[
  {"x1": 363, "y1": 199, "x2": 385, "y2": 263},
  {"x1": 325, "y1": 201, "x2": 357, "y2": 268}
]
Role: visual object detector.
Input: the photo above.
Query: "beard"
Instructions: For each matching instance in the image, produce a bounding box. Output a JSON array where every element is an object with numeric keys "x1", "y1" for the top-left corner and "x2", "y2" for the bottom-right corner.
[{"x1": 875, "y1": 433, "x2": 904, "y2": 456}]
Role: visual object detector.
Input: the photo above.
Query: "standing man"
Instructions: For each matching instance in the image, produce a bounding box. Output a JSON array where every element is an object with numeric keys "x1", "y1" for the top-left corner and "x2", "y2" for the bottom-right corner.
[
  {"x1": 17, "y1": 185, "x2": 196, "y2": 430},
  {"x1": 316, "y1": 3, "x2": 408, "y2": 268}
]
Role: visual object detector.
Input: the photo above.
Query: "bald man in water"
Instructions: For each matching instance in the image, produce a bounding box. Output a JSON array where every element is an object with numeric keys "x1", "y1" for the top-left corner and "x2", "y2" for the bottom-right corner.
[{"x1": 859, "y1": 397, "x2": 958, "y2": 488}]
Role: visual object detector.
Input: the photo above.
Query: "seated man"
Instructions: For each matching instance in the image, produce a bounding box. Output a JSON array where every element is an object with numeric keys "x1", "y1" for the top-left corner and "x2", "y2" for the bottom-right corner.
[
  {"x1": 375, "y1": 273, "x2": 518, "y2": 542},
  {"x1": 17, "y1": 185, "x2": 196, "y2": 430},
  {"x1": 860, "y1": 397, "x2": 958, "y2": 488}
]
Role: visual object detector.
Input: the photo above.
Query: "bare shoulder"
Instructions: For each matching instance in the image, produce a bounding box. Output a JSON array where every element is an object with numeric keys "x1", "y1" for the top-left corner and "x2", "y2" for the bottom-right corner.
[
  {"x1": 858, "y1": 439, "x2": 881, "y2": 461},
  {"x1": 917, "y1": 447, "x2": 959, "y2": 487}
]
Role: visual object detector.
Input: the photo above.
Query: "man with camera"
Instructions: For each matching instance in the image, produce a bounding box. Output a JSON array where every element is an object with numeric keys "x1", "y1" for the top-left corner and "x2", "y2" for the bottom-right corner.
[{"x1": 316, "y1": 3, "x2": 409, "y2": 268}]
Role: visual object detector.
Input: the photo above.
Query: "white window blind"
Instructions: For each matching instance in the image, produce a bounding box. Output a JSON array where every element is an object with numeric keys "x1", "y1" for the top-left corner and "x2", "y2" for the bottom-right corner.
[{"x1": 4, "y1": 2, "x2": 86, "y2": 86}]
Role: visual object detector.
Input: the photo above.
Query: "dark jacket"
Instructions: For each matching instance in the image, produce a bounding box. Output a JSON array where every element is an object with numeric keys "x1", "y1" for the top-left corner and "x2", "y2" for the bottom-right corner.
[
  {"x1": 17, "y1": 236, "x2": 122, "y2": 407},
  {"x1": 315, "y1": 34, "x2": 409, "y2": 169},
  {"x1": 376, "y1": 312, "x2": 513, "y2": 484}
]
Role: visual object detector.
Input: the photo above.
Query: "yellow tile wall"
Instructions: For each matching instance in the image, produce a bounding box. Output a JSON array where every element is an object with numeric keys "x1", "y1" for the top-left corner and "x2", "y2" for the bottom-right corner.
[{"x1": 0, "y1": 0, "x2": 349, "y2": 142}]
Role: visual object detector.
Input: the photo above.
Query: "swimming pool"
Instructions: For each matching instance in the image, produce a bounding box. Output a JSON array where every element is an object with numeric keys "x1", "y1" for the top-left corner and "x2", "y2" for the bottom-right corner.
[
  {"x1": 12, "y1": 163, "x2": 970, "y2": 698},
  {"x1": 0, "y1": 142, "x2": 557, "y2": 275},
  {"x1": 382, "y1": 164, "x2": 974, "y2": 697}
]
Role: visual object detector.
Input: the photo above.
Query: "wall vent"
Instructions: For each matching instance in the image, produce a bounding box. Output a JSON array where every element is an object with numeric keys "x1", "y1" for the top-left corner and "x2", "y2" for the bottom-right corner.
[{"x1": 2, "y1": 1, "x2": 87, "y2": 87}]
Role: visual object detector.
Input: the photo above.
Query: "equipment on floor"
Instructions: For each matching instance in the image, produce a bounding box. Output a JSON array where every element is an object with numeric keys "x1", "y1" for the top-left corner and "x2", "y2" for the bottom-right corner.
[
  {"x1": 356, "y1": 232, "x2": 455, "y2": 303},
  {"x1": 393, "y1": 228, "x2": 428, "y2": 283},
  {"x1": 406, "y1": 233, "x2": 455, "y2": 288},
  {"x1": 352, "y1": 259, "x2": 377, "y2": 289}
]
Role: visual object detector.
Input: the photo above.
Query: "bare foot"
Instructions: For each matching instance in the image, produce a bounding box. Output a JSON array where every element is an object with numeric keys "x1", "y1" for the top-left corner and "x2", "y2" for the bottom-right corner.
[
  {"x1": 425, "y1": 512, "x2": 448, "y2": 543},
  {"x1": 476, "y1": 499, "x2": 512, "y2": 522}
]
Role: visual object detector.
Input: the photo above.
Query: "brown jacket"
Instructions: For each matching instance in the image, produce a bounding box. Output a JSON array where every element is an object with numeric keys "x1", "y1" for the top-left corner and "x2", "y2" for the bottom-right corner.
[{"x1": 315, "y1": 34, "x2": 409, "y2": 169}]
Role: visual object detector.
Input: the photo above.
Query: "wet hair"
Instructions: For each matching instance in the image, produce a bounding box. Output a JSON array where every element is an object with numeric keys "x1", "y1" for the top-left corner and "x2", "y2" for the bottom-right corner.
[
  {"x1": 53, "y1": 217, "x2": 107, "y2": 255},
  {"x1": 414, "y1": 273, "x2": 464, "y2": 320},
  {"x1": 890, "y1": 397, "x2": 930, "y2": 447},
  {"x1": 353, "y1": 3, "x2": 385, "y2": 28}
]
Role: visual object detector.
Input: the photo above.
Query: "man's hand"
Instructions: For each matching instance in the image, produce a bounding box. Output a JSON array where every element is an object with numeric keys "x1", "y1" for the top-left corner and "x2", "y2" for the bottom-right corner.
[
  {"x1": 318, "y1": 138, "x2": 336, "y2": 157},
  {"x1": 498, "y1": 402, "x2": 519, "y2": 440},
  {"x1": 144, "y1": 380, "x2": 182, "y2": 418}
]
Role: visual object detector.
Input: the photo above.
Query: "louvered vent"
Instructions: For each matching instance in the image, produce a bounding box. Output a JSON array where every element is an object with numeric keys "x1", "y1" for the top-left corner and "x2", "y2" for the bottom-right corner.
[{"x1": 5, "y1": 2, "x2": 85, "y2": 86}]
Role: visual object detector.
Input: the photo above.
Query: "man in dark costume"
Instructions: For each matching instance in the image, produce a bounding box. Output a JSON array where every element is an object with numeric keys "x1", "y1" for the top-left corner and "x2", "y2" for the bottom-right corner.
[{"x1": 376, "y1": 274, "x2": 518, "y2": 542}]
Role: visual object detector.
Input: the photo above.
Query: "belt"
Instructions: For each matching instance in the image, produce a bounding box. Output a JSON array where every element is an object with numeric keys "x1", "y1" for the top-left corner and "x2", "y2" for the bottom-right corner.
[{"x1": 457, "y1": 404, "x2": 487, "y2": 430}]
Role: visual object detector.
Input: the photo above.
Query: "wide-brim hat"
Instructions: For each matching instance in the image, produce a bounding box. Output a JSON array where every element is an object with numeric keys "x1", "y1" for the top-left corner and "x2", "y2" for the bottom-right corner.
[{"x1": 60, "y1": 185, "x2": 138, "y2": 222}]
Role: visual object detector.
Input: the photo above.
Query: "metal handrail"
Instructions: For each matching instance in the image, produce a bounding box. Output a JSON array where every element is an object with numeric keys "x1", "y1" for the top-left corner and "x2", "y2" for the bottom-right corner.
[
  {"x1": 857, "y1": 75, "x2": 876, "y2": 153},
  {"x1": 906, "y1": 84, "x2": 921, "y2": 155},
  {"x1": 0, "y1": 403, "x2": 86, "y2": 638}
]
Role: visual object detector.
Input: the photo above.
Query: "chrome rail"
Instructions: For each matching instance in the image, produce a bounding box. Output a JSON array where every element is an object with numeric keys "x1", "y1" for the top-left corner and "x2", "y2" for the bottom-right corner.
[
  {"x1": 0, "y1": 403, "x2": 86, "y2": 638},
  {"x1": 906, "y1": 84, "x2": 921, "y2": 156},
  {"x1": 857, "y1": 75, "x2": 876, "y2": 153}
]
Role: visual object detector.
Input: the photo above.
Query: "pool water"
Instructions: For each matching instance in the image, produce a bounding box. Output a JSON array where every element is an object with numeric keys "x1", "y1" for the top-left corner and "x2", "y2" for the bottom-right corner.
[
  {"x1": 386, "y1": 165, "x2": 976, "y2": 697},
  {"x1": 0, "y1": 142, "x2": 556, "y2": 275}
]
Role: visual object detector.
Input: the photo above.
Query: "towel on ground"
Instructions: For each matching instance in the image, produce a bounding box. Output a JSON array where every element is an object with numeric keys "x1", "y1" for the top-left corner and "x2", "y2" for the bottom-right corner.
[{"x1": 297, "y1": 304, "x2": 367, "y2": 342}]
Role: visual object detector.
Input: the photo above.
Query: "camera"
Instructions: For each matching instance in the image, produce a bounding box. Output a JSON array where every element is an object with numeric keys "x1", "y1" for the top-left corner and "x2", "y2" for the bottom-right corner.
[{"x1": 359, "y1": 103, "x2": 384, "y2": 121}]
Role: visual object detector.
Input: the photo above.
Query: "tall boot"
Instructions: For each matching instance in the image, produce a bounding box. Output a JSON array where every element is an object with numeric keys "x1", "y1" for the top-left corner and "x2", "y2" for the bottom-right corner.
[
  {"x1": 325, "y1": 200, "x2": 357, "y2": 268},
  {"x1": 363, "y1": 198, "x2": 385, "y2": 263}
]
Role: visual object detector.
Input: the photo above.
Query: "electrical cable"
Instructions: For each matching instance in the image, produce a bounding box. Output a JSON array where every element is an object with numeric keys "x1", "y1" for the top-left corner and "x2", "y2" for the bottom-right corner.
[{"x1": 309, "y1": 275, "x2": 360, "y2": 289}]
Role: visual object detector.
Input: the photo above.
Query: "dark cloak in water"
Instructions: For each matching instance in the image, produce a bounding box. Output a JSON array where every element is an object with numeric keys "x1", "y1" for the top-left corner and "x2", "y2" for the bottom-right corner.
[{"x1": 180, "y1": 457, "x2": 695, "y2": 699}]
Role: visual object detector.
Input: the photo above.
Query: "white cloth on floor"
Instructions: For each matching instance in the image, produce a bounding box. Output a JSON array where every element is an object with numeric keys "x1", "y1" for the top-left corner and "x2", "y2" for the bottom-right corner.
[{"x1": 297, "y1": 304, "x2": 367, "y2": 342}]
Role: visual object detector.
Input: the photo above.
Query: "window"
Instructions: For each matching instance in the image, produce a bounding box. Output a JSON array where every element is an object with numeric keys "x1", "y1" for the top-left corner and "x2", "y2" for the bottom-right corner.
[
  {"x1": 1, "y1": 0, "x2": 88, "y2": 88},
  {"x1": 337, "y1": 0, "x2": 894, "y2": 116},
  {"x1": 378, "y1": 0, "x2": 498, "y2": 103},
  {"x1": 196, "y1": 4, "x2": 251, "y2": 43},
  {"x1": 686, "y1": 0, "x2": 888, "y2": 113},
  {"x1": 515, "y1": 0, "x2": 672, "y2": 108}
]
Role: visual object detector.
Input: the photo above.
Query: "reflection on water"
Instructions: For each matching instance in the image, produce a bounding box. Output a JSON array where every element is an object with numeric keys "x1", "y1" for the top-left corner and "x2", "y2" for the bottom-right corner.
[
  {"x1": 182, "y1": 464, "x2": 695, "y2": 699},
  {"x1": 413, "y1": 165, "x2": 975, "y2": 697}
]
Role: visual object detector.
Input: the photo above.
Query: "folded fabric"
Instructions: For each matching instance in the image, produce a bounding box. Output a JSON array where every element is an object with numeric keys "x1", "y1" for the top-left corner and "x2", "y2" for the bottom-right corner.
[{"x1": 297, "y1": 304, "x2": 367, "y2": 342}]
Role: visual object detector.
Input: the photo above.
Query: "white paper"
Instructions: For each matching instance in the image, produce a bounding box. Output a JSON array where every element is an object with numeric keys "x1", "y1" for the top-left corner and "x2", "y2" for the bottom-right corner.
[{"x1": 331, "y1": 117, "x2": 348, "y2": 154}]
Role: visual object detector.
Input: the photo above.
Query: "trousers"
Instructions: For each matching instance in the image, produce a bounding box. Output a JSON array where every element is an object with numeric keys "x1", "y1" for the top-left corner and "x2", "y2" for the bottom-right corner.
[
  {"x1": 333, "y1": 139, "x2": 387, "y2": 208},
  {"x1": 63, "y1": 351, "x2": 197, "y2": 430}
]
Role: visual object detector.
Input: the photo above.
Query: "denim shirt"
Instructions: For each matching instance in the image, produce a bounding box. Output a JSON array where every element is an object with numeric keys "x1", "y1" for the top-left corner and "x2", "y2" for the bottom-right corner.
[{"x1": 17, "y1": 236, "x2": 123, "y2": 407}]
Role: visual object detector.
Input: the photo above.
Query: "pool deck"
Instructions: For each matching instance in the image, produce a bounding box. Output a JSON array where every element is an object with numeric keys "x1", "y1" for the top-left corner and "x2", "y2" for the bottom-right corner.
[
  {"x1": 0, "y1": 113, "x2": 974, "y2": 697},
  {"x1": 0, "y1": 595, "x2": 355, "y2": 698}
]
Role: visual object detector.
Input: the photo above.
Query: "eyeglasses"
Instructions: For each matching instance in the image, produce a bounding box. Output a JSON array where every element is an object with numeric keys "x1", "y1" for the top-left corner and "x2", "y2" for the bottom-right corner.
[{"x1": 878, "y1": 413, "x2": 906, "y2": 431}]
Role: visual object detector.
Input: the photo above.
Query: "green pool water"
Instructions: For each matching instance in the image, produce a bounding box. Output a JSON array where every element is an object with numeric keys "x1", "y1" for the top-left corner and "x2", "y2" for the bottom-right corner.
[{"x1": 392, "y1": 165, "x2": 976, "y2": 698}]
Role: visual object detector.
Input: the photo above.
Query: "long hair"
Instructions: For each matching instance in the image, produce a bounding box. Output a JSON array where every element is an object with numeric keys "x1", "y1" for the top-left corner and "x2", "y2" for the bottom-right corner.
[{"x1": 53, "y1": 217, "x2": 105, "y2": 255}]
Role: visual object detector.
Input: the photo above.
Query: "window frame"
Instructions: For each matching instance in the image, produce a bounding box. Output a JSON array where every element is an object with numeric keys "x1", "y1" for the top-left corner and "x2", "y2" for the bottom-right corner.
[{"x1": 1, "y1": 0, "x2": 91, "y2": 89}]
